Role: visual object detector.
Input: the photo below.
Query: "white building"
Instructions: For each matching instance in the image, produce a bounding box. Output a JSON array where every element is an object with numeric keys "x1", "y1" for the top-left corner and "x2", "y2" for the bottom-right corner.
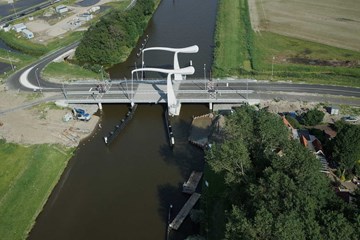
[
  {"x1": 55, "y1": 5, "x2": 68, "y2": 14},
  {"x1": 13, "y1": 23, "x2": 26, "y2": 33},
  {"x1": 22, "y1": 29, "x2": 34, "y2": 39},
  {"x1": 78, "y1": 13, "x2": 93, "y2": 22},
  {"x1": 88, "y1": 6, "x2": 100, "y2": 13}
]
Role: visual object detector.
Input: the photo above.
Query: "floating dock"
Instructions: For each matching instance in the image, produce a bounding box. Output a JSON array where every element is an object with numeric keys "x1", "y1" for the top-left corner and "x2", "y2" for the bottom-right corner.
[
  {"x1": 169, "y1": 193, "x2": 201, "y2": 230},
  {"x1": 183, "y1": 171, "x2": 203, "y2": 194},
  {"x1": 104, "y1": 104, "x2": 138, "y2": 145}
]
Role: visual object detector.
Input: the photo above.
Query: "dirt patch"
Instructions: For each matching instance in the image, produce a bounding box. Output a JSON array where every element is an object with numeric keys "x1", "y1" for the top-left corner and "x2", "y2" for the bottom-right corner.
[
  {"x1": 0, "y1": 85, "x2": 99, "y2": 147},
  {"x1": 252, "y1": 0, "x2": 360, "y2": 51},
  {"x1": 287, "y1": 58, "x2": 360, "y2": 67},
  {"x1": 25, "y1": 0, "x2": 119, "y2": 44}
]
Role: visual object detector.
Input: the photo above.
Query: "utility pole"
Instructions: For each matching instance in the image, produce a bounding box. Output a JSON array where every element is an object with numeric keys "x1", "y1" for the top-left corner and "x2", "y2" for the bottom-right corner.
[
  {"x1": 35, "y1": 67, "x2": 42, "y2": 92},
  {"x1": 271, "y1": 56, "x2": 275, "y2": 80},
  {"x1": 7, "y1": 50, "x2": 14, "y2": 71},
  {"x1": 204, "y1": 63, "x2": 206, "y2": 90}
]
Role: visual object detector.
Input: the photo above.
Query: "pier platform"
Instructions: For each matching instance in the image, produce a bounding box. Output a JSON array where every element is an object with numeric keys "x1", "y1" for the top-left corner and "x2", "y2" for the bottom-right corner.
[
  {"x1": 183, "y1": 171, "x2": 203, "y2": 194},
  {"x1": 169, "y1": 193, "x2": 201, "y2": 230},
  {"x1": 188, "y1": 113, "x2": 214, "y2": 148}
]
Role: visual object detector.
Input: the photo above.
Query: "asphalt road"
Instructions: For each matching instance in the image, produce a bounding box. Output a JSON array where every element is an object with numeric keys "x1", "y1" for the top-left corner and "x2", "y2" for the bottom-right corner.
[{"x1": 6, "y1": 41, "x2": 360, "y2": 106}]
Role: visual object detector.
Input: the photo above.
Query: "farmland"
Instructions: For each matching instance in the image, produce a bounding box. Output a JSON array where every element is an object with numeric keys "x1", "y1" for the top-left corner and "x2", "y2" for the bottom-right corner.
[
  {"x1": 250, "y1": 0, "x2": 360, "y2": 51},
  {"x1": 213, "y1": 0, "x2": 360, "y2": 87}
]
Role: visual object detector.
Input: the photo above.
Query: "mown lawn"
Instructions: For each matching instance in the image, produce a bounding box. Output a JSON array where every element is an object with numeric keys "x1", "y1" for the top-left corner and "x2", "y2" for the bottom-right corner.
[
  {"x1": 42, "y1": 62, "x2": 103, "y2": 82},
  {"x1": 201, "y1": 163, "x2": 226, "y2": 240},
  {"x1": 213, "y1": 0, "x2": 360, "y2": 87},
  {"x1": 0, "y1": 141, "x2": 73, "y2": 240}
]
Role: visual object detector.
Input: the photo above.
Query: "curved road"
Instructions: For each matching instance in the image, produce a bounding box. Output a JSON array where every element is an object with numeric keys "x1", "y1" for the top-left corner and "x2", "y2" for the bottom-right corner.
[{"x1": 6, "y1": 42, "x2": 360, "y2": 103}]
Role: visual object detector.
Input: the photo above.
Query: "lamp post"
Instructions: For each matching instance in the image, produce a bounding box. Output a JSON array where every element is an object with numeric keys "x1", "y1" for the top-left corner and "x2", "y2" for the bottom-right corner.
[
  {"x1": 100, "y1": 66, "x2": 104, "y2": 81},
  {"x1": 35, "y1": 67, "x2": 41, "y2": 92},
  {"x1": 204, "y1": 63, "x2": 206, "y2": 90},
  {"x1": 131, "y1": 72, "x2": 134, "y2": 107},
  {"x1": 7, "y1": 50, "x2": 14, "y2": 71},
  {"x1": 141, "y1": 49, "x2": 145, "y2": 80},
  {"x1": 166, "y1": 204, "x2": 173, "y2": 240}
]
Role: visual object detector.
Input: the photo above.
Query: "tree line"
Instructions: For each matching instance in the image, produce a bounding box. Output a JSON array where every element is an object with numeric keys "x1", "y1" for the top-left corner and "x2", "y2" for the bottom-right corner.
[
  {"x1": 205, "y1": 106, "x2": 359, "y2": 239},
  {"x1": 75, "y1": 0, "x2": 156, "y2": 69}
]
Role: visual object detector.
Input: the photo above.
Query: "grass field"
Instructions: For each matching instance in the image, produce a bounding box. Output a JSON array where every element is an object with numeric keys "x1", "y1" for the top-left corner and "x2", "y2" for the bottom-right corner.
[
  {"x1": 213, "y1": 0, "x2": 360, "y2": 87},
  {"x1": 0, "y1": 141, "x2": 73, "y2": 240},
  {"x1": 253, "y1": 0, "x2": 360, "y2": 51},
  {"x1": 42, "y1": 62, "x2": 103, "y2": 82}
]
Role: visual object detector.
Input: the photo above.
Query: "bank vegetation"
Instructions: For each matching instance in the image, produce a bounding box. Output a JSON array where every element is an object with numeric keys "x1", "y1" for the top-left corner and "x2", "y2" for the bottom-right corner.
[
  {"x1": 0, "y1": 141, "x2": 74, "y2": 240},
  {"x1": 202, "y1": 105, "x2": 360, "y2": 239},
  {"x1": 213, "y1": 0, "x2": 360, "y2": 87}
]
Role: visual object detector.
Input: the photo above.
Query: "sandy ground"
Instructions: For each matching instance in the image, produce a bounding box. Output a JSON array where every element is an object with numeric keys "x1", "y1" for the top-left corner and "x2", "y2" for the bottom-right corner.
[
  {"x1": 250, "y1": 0, "x2": 360, "y2": 51},
  {"x1": 0, "y1": 85, "x2": 100, "y2": 147},
  {"x1": 25, "y1": 0, "x2": 120, "y2": 43}
]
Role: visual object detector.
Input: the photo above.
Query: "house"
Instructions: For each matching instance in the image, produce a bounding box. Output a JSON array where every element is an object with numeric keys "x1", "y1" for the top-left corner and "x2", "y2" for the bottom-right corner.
[
  {"x1": 0, "y1": 24, "x2": 11, "y2": 32},
  {"x1": 88, "y1": 6, "x2": 100, "y2": 13},
  {"x1": 328, "y1": 106, "x2": 339, "y2": 115},
  {"x1": 13, "y1": 23, "x2": 26, "y2": 33},
  {"x1": 55, "y1": 5, "x2": 68, "y2": 14},
  {"x1": 78, "y1": 13, "x2": 93, "y2": 22},
  {"x1": 22, "y1": 29, "x2": 34, "y2": 39}
]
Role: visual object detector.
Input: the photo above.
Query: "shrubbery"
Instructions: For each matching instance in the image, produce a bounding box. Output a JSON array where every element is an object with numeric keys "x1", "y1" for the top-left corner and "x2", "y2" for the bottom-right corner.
[{"x1": 75, "y1": 0, "x2": 156, "y2": 66}]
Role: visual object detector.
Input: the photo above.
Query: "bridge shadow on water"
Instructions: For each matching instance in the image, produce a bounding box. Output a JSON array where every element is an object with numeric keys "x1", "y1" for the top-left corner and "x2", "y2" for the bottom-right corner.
[{"x1": 156, "y1": 104, "x2": 209, "y2": 239}]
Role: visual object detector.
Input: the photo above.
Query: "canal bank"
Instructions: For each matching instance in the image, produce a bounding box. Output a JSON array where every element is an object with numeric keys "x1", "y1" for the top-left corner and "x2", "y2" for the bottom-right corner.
[
  {"x1": 28, "y1": 0, "x2": 219, "y2": 239},
  {"x1": 28, "y1": 104, "x2": 210, "y2": 240}
]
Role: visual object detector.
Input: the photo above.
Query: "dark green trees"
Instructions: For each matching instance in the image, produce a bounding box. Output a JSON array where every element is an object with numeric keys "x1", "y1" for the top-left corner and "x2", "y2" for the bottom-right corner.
[
  {"x1": 330, "y1": 124, "x2": 360, "y2": 178},
  {"x1": 205, "y1": 105, "x2": 359, "y2": 239},
  {"x1": 301, "y1": 108, "x2": 325, "y2": 126},
  {"x1": 75, "y1": 0, "x2": 156, "y2": 66}
]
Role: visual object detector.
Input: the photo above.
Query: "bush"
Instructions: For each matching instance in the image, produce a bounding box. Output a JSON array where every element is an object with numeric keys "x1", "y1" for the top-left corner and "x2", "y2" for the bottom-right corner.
[
  {"x1": 301, "y1": 109, "x2": 325, "y2": 126},
  {"x1": 285, "y1": 115, "x2": 301, "y2": 129}
]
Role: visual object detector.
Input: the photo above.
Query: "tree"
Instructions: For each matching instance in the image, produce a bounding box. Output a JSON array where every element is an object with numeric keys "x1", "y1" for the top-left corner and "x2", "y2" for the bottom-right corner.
[
  {"x1": 204, "y1": 105, "x2": 359, "y2": 239},
  {"x1": 75, "y1": 0, "x2": 156, "y2": 66},
  {"x1": 331, "y1": 124, "x2": 360, "y2": 178},
  {"x1": 206, "y1": 138, "x2": 251, "y2": 184},
  {"x1": 301, "y1": 109, "x2": 325, "y2": 126}
]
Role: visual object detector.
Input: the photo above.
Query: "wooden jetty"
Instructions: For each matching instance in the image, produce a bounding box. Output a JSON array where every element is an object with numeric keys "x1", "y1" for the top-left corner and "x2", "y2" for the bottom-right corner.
[
  {"x1": 169, "y1": 193, "x2": 201, "y2": 230},
  {"x1": 183, "y1": 171, "x2": 203, "y2": 194},
  {"x1": 104, "y1": 104, "x2": 137, "y2": 145}
]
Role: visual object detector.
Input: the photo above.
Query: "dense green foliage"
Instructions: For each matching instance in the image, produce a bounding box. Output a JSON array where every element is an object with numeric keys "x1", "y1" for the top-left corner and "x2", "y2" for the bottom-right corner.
[
  {"x1": 204, "y1": 106, "x2": 359, "y2": 239},
  {"x1": 301, "y1": 109, "x2": 325, "y2": 126},
  {"x1": 285, "y1": 115, "x2": 301, "y2": 129},
  {"x1": 329, "y1": 124, "x2": 360, "y2": 178},
  {"x1": 0, "y1": 140, "x2": 73, "y2": 240},
  {"x1": 212, "y1": 0, "x2": 360, "y2": 87},
  {"x1": 75, "y1": 0, "x2": 156, "y2": 66}
]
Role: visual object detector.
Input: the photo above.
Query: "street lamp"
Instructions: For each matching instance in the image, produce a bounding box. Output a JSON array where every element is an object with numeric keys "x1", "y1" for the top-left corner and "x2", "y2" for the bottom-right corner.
[
  {"x1": 100, "y1": 66, "x2": 104, "y2": 81},
  {"x1": 35, "y1": 67, "x2": 42, "y2": 92},
  {"x1": 166, "y1": 204, "x2": 173, "y2": 240},
  {"x1": 204, "y1": 63, "x2": 206, "y2": 90},
  {"x1": 7, "y1": 50, "x2": 14, "y2": 71},
  {"x1": 130, "y1": 72, "x2": 134, "y2": 107}
]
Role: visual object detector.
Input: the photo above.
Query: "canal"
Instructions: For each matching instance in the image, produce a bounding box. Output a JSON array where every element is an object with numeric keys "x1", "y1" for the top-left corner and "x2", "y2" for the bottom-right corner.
[{"x1": 28, "y1": 0, "x2": 218, "y2": 239}]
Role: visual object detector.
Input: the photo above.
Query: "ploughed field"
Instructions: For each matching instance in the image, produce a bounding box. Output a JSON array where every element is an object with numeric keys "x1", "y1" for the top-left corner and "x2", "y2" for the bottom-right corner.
[{"x1": 252, "y1": 0, "x2": 360, "y2": 51}]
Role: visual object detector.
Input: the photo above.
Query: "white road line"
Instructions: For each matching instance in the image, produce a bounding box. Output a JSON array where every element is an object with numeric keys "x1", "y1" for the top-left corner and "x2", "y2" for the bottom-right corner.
[{"x1": 19, "y1": 66, "x2": 41, "y2": 90}]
